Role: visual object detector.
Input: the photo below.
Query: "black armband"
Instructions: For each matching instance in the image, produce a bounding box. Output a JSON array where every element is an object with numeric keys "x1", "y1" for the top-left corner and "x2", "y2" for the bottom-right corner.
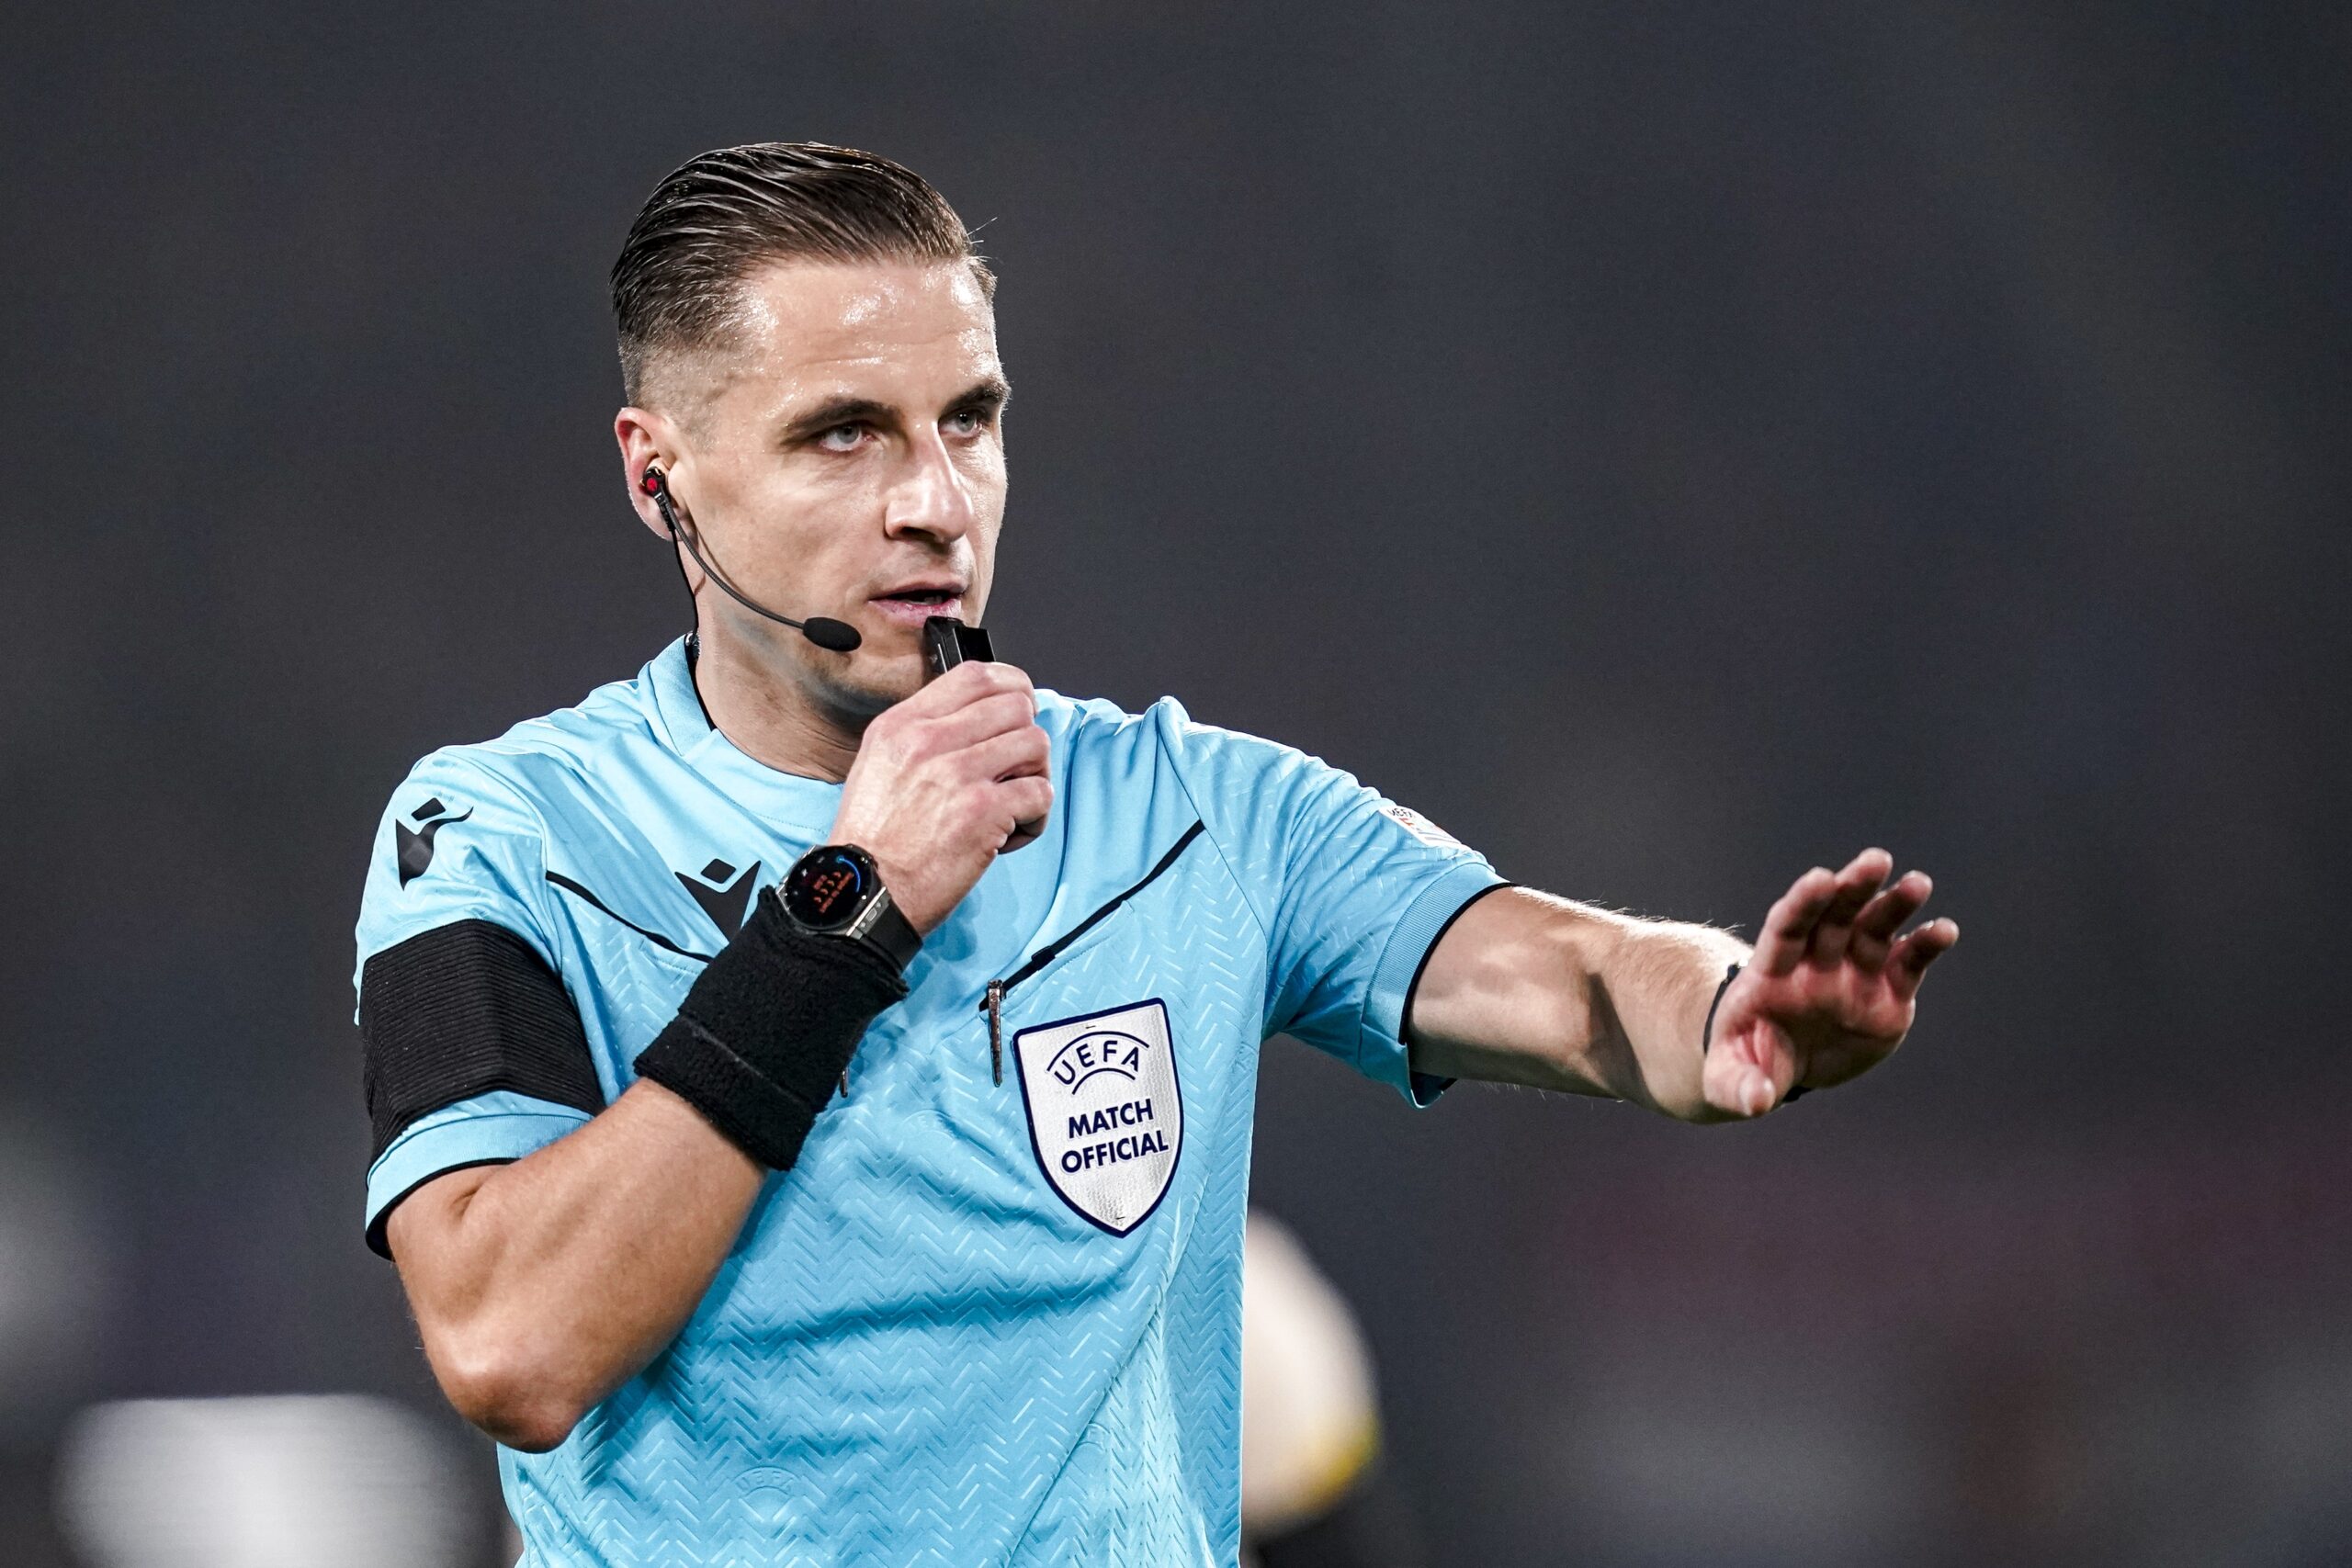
[
  {"x1": 633, "y1": 890, "x2": 909, "y2": 1168},
  {"x1": 361, "y1": 919, "x2": 605, "y2": 1164}
]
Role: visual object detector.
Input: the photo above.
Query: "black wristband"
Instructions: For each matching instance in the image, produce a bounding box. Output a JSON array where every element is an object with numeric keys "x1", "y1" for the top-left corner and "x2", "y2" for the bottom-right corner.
[
  {"x1": 634, "y1": 889, "x2": 909, "y2": 1168},
  {"x1": 1701, "y1": 960, "x2": 1804, "y2": 1101}
]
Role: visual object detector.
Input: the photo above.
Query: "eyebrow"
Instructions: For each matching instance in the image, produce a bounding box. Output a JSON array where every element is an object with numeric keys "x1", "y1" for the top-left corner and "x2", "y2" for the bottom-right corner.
[
  {"x1": 777, "y1": 397, "x2": 895, "y2": 446},
  {"x1": 775, "y1": 377, "x2": 1012, "y2": 446},
  {"x1": 951, "y1": 375, "x2": 1012, "y2": 414}
]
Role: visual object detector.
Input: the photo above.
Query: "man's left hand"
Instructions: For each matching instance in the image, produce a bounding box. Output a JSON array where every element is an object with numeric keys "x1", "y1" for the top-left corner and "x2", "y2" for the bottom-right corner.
[{"x1": 1703, "y1": 848, "x2": 1958, "y2": 1118}]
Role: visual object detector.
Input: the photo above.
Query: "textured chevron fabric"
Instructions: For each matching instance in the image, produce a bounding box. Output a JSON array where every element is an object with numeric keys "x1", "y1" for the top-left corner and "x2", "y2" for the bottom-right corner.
[{"x1": 355, "y1": 637, "x2": 1500, "y2": 1566}]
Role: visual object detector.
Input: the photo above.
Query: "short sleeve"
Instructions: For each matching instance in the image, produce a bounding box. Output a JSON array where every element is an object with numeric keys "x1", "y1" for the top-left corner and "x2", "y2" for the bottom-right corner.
[
  {"x1": 356, "y1": 750, "x2": 560, "y2": 978},
  {"x1": 1157, "y1": 705, "x2": 1506, "y2": 1105},
  {"x1": 354, "y1": 751, "x2": 602, "y2": 1257},
  {"x1": 364, "y1": 1091, "x2": 594, "y2": 1258}
]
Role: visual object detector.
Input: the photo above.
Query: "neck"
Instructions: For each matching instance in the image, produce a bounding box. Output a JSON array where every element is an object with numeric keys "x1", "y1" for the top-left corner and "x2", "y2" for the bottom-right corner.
[{"x1": 688, "y1": 621, "x2": 868, "y2": 784}]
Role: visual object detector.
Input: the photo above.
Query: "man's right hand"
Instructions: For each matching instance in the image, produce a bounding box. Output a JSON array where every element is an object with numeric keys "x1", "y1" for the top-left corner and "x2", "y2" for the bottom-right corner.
[{"x1": 829, "y1": 661, "x2": 1053, "y2": 934}]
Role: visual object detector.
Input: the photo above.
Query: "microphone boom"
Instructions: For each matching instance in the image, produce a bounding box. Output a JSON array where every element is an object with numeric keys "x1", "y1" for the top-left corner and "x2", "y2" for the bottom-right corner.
[{"x1": 642, "y1": 467, "x2": 865, "y2": 654}]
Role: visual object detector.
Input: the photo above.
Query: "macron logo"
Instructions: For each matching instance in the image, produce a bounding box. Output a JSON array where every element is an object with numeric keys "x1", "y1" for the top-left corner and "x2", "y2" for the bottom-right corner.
[
  {"x1": 675, "y1": 857, "x2": 761, "y2": 937},
  {"x1": 396, "y1": 797, "x2": 471, "y2": 888}
]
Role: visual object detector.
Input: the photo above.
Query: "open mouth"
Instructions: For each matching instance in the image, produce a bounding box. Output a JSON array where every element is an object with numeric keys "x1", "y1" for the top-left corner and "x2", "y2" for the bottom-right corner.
[{"x1": 870, "y1": 584, "x2": 967, "y2": 626}]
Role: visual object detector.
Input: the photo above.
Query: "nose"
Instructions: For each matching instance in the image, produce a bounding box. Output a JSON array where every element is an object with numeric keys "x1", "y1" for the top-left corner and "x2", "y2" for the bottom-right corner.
[{"x1": 883, "y1": 424, "x2": 976, "y2": 545}]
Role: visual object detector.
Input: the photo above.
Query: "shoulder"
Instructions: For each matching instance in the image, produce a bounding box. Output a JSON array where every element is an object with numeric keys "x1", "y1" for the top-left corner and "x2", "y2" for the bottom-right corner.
[
  {"x1": 391, "y1": 665, "x2": 662, "y2": 825},
  {"x1": 358, "y1": 665, "x2": 664, "y2": 958},
  {"x1": 1036, "y1": 692, "x2": 1342, "y2": 873},
  {"x1": 1034, "y1": 687, "x2": 1155, "y2": 745},
  {"x1": 1037, "y1": 689, "x2": 1297, "y2": 778}
]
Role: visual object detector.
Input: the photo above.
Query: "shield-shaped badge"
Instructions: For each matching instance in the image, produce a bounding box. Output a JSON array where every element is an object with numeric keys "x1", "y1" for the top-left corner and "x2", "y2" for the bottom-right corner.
[{"x1": 1014, "y1": 998, "x2": 1183, "y2": 1235}]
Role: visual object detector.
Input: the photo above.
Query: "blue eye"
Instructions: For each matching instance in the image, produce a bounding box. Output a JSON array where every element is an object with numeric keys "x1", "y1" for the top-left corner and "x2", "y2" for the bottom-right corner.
[{"x1": 818, "y1": 424, "x2": 865, "y2": 451}]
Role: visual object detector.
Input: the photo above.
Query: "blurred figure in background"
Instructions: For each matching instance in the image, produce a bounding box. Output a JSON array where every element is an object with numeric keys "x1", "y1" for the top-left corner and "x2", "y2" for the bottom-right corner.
[
  {"x1": 1242, "y1": 1212, "x2": 1422, "y2": 1568},
  {"x1": 54, "y1": 1395, "x2": 471, "y2": 1568},
  {"x1": 0, "y1": 1108, "x2": 108, "y2": 1564}
]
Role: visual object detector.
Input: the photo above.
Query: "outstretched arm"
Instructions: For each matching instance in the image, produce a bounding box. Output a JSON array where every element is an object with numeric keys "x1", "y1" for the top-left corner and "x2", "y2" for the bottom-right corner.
[{"x1": 1405, "y1": 849, "x2": 1956, "y2": 1121}]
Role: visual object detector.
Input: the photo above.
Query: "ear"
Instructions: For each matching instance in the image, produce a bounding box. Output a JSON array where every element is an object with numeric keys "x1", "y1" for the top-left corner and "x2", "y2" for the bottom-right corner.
[{"x1": 615, "y1": 406, "x2": 684, "y2": 542}]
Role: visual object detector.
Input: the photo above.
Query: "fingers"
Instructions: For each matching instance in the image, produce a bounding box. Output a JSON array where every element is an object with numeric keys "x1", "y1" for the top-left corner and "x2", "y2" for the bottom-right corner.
[
  {"x1": 1752, "y1": 866, "x2": 1839, "y2": 976},
  {"x1": 1758, "y1": 851, "x2": 1944, "y2": 976},
  {"x1": 966, "y1": 723, "x2": 1051, "y2": 784},
  {"x1": 992, "y1": 774, "x2": 1055, "y2": 842},
  {"x1": 831, "y1": 662, "x2": 1048, "y2": 933},
  {"x1": 1806, "y1": 848, "x2": 1893, "y2": 965},
  {"x1": 893, "y1": 658, "x2": 1033, "y2": 719},
  {"x1": 919, "y1": 690, "x2": 1039, "y2": 754},
  {"x1": 1847, "y1": 871, "x2": 1930, "y2": 971},
  {"x1": 1888, "y1": 918, "x2": 1959, "y2": 999}
]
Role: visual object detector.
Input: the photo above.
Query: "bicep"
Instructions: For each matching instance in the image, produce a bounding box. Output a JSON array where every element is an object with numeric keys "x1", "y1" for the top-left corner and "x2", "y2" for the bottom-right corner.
[
  {"x1": 358, "y1": 919, "x2": 604, "y2": 1258},
  {"x1": 1403, "y1": 886, "x2": 1620, "y2": 1094}
]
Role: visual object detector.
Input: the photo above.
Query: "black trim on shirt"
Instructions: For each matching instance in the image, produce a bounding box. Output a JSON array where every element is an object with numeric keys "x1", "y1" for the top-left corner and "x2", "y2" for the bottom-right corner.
[
  {"x1": 1396, "y1": 881, "x2": 1516, "y2": 1100},
  {"x1": 985, "y1": 821, "x2": 1207, "y2": 1003},
  {"x1": 544, "y1": 872, "x2": 716, "y2": 963}
]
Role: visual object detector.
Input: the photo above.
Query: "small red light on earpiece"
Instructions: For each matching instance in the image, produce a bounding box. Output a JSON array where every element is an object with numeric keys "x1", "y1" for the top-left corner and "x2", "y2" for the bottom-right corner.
[{"x1": 640, "y1": 468, "x2": 663, "y2": 495}]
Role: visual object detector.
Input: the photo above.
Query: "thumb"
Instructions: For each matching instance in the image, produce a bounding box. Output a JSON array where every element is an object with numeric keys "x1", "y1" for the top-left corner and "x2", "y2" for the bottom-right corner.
[{"x1": 1704, "y1": 1016, "x2": 1791, "y2": 1118}]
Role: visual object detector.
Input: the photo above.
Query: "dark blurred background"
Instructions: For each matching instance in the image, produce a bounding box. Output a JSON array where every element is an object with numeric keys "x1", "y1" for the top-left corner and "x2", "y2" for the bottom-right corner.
[{"x1": 3, "y1": 3, "x2": 2346, "y2": 1562}]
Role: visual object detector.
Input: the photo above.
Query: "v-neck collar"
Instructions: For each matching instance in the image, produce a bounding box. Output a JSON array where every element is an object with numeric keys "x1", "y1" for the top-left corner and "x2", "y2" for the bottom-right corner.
[{"x1": 645, "y1": 635, "x2": 842, "y2": 832}]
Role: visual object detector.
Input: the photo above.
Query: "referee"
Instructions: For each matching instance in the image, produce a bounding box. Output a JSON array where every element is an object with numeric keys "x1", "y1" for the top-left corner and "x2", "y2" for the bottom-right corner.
[{"x1": 356, "y1": 143, "x2": 1956, "y2": 1565}]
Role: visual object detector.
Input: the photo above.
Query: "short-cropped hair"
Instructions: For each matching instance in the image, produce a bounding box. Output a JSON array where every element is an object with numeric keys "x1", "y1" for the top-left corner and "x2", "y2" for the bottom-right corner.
[{"x1": 611, "y1": 141, "x2": 989, "y2": 405}]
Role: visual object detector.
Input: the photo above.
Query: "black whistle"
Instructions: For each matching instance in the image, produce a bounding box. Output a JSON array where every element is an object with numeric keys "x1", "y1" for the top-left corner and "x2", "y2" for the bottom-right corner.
[{"x1": 922, "y1": 616, "x2": 996, "y2": 679}]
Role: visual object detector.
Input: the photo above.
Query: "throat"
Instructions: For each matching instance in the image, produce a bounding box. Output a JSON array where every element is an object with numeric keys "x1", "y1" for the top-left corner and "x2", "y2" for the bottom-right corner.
[{"x1": 686, "y1": 623, "x2": 870, "y2": 783}]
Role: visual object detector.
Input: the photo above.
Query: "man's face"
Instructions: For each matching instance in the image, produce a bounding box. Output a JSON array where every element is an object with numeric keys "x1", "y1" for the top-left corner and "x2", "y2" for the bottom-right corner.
[{"x1": 628, "y1": 258, "x2": 1008, "y2": 714}]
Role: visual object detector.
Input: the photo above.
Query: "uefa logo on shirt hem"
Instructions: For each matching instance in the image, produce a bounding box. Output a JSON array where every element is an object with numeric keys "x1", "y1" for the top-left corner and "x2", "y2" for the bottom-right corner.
[{"x1": 1012, "y1": 998, "x2": 1182, "y2": 1236}]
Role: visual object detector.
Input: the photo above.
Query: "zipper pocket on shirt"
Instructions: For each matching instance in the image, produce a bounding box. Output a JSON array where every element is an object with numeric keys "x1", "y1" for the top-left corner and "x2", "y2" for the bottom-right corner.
[{"x1": 979, "y1": 820, "x2": 1206, "y2": 1085}]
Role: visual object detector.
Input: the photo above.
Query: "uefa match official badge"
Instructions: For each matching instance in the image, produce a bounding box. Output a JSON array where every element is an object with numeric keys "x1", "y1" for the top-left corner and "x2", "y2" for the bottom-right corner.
[{"x1": 1013, "y1": 999, "x2": 1183, "y2": 1235}]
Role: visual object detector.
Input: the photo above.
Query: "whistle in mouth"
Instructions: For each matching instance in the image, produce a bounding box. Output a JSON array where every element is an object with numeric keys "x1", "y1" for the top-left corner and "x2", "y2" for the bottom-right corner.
[{"x1": 922, "y1": 616, "x2": 996, "y2": 679}]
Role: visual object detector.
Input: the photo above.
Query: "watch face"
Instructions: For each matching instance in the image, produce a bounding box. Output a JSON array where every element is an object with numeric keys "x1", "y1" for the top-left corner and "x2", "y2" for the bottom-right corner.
[{"x1": 783, "y1": 847, "x2": 869, "y2": 931}]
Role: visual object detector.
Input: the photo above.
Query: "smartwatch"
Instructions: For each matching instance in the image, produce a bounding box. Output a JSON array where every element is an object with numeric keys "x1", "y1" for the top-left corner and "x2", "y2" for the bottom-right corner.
[{"x1": 778, "y1": 843, "x2": 922, "y2": 975}]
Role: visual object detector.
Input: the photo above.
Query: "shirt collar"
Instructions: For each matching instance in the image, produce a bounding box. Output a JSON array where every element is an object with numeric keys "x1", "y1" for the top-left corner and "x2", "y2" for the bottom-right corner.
[{"x1": 644, "y1": 635, "x2": 843, "y2": 830}]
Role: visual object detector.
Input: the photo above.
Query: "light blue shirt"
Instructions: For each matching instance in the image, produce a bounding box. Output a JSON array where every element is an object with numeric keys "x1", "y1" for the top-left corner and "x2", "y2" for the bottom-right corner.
[{"x1": 356, "y1": 637, "x2": 1501, "y2": 1566}]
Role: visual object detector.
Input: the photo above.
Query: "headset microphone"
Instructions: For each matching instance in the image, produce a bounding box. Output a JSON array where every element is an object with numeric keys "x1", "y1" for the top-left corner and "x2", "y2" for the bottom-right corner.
[{"x1": 640, "y1": 467, "x2": 864, "y2": 654}]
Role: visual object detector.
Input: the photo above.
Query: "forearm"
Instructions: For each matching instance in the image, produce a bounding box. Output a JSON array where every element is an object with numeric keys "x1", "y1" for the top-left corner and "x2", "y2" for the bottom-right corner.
[
  {"x1": 1581, "y1": 908, "x2": 1751, "y2": 1121},
  {"x1": 1406, "y1": 887, "x2": 1748, "y2": 1122},
  {"x1": 389, "y1": 1080, "x2": 763, "y2": 1450}
]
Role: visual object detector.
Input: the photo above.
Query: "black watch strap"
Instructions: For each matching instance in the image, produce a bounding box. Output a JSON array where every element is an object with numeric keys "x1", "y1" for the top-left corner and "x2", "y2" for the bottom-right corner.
[{"x1": 840, "y1": 886, "x2": 922, "y2": 974}]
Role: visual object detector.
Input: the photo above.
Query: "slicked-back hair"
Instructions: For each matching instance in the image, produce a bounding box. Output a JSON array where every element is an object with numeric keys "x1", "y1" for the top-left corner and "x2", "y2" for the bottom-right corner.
[{"x1": 611, "y1": 141, "x2": 989, "y2": 405}]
